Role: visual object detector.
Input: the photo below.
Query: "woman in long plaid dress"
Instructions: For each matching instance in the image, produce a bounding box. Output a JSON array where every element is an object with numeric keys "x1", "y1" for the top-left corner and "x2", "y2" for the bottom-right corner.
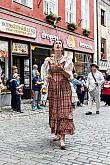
[{"x1": 48, "y1": 40, "x2": 75, "y2": 150}]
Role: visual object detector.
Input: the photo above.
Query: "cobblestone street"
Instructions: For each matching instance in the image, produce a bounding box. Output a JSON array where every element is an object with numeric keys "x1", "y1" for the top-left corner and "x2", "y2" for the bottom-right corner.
[{"x1": 0, "y1": 103, "x2": 110, "y2": 165}]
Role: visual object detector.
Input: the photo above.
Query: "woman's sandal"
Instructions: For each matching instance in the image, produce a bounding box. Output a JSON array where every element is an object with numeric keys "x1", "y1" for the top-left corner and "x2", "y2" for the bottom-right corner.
[
  {"x1": 60, "y1": 139, "x2": 66, "y2": 150},
  {"x1": 53, "y1": 135, "x2": 61, "y2": 141}
]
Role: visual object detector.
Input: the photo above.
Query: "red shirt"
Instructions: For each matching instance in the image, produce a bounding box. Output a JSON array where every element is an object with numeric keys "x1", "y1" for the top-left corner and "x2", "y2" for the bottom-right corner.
[{"x1": 102, "y1": 81, "x2": 110, "y2": 95}]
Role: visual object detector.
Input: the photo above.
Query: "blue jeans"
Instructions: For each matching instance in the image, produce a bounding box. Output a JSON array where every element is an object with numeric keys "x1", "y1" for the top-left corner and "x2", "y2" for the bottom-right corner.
[{"x1": 32, "y1": 91, "x2": 41, "y2": 107}]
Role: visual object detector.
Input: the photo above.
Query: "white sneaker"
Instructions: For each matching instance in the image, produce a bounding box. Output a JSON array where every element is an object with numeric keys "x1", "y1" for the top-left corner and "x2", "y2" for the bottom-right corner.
[{"x1": 82, "y1": 104, "x2": 86, "y2": 107}]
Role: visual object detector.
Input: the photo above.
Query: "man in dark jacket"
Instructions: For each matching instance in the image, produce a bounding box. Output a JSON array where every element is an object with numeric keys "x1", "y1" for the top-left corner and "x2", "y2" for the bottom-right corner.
[
  {"x1": 10, "y1": 73, "x2": 24, "y2": 113},
  {"x1": 8, "y1": 66, "x2": 18, "y2": 111}
]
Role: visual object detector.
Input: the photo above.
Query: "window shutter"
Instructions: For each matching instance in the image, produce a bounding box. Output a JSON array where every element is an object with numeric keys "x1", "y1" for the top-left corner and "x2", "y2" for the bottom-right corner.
[
  {"x1": 81, "y1": 0, "x2": 86, "y2": 28},
  {"x1": 44, "y1": 0, "x2": 58, "y2": 15},
  {"x1": 55, "y1": 0, "x2": 58, "y2": 15},
  {"x1": 86, "y1": 0, "x2": 89, "y2": 28},
  {"x1": 28, "y1": 0, "x2": 33, "y2": 8},
  {"x1": 66, "y1": 0, "x2": 76, "y2": 23},
  {"x1": 44, "y1": 0, "x2": 49, "y2": 14},
  {"x1": 72, "y1": 0, "x2": 76, "y2": 23}
]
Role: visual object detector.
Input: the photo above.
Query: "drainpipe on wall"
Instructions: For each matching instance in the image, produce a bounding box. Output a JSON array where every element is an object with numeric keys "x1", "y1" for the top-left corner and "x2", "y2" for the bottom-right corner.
[{"x1": 96, "y1": 0, "x2": 99, "y2": 65}]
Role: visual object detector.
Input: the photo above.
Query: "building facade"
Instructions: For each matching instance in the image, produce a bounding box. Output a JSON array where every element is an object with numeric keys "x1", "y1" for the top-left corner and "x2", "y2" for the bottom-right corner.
[
  {"x1": 0, "y1": 0, "x2": 94, "y2": 98},
  {"x1": 96, "y1": 0, "x2": 110, "y2": 72}
]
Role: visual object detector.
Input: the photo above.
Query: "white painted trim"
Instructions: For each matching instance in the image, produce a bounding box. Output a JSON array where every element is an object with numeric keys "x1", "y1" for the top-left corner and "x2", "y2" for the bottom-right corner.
[
  {"x1": 43, "y1": 0, "x2": 58, "y2": 15},
  {"x1": 13, "y1": 0, "x2": 33, "y2": 9},
  {"x1": 65, "y1": 0, "x2": 76, "y2": 24}
]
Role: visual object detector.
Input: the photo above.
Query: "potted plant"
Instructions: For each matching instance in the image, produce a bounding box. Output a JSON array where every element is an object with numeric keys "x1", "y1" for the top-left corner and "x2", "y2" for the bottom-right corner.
[
  {"x1": 83, "y1": 28, "x2": 90, "y2": 37},
  {"x1": 67, "y1": 23, "x2": 77, "y2": 31},
  {"x1": 46, "y1": 11, "x2": 61, "y2": 26}
]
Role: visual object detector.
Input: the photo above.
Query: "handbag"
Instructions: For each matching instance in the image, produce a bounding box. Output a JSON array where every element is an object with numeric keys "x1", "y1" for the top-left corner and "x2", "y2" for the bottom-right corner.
[
  {"x1": 89, "y1": 72, "x2": 99, "y2": 97},
  {"x1": 41, "y1": 87, "x2": 47, "y2": 95},
  {"x1": 89, "y1": 88, "x2": 98, "y2": 97}
]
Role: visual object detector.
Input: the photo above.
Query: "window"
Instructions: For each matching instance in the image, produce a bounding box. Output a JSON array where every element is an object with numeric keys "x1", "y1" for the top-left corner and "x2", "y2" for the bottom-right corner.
[
  {"x1": 0, "y1": 40, "x2": 9, "y2": 86},
  {"x1": 81, "y1": 0, "x2": 90, "y2": 29},
  {"x1": 74, "y1": 52, "x2": 92, "y2": 76},
  {"x1": 66, "y1": 0, "x2": 76, "y2": 23},
  {"x1": 101, "y1": 38, "x2": 106, "y2": 60},
  {"x1": 44, "y1": 0, "x2": 58, "y2": 15},
  {"x1": 13, "y1": 0, "x2": 33, "y2": 8},
  {"x1": 101, "y1": 9, "x2": 106, "y2": 26}
]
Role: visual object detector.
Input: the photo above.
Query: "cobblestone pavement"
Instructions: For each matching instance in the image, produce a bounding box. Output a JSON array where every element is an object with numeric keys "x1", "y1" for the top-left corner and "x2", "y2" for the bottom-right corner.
[{"x1": 0, "y1": 102, "x2": 110, "y2": 165}]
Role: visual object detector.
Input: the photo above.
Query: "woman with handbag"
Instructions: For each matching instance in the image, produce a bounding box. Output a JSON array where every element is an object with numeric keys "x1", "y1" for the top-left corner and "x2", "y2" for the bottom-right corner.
[{"x1": 48, "y1": 40, "x2": 75, "y2": 150}]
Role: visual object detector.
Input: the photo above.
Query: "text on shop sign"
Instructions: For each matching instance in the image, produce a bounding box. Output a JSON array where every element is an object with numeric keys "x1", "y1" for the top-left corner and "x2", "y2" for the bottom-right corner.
[
  {"x1": 79, "y1": 42, "x2": 93, "y2": 50},
  {"x1": 0, "y1": 19, "x2": 36, "y2": 38},
  {"x1": 41, "y1": 32, "x2": 60, "y2": 42}
]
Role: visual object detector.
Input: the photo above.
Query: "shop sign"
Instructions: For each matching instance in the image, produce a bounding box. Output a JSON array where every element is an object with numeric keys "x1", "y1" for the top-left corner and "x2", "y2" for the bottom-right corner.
[
  {"x1": 0, "y1": 19, "x2": 36, "y2": 38},
  {"x1": 41, "y1": 32, "x2": 60, "y2": 42},
  {"x1": 79, "y1": 42, "x2": 93, "y2": 50},
  {"x1": 12, "y1": 42, "x2": 28, "y2": 54},
  {"x1": 67, "y1": 35, "x2": 75, "y2": 48},
  {"x1": 99, "y1": 60, "x2": 110, "y2": 69},
  {"x1": 0, "y1": 40, "x2": 8, "y2": 58}
]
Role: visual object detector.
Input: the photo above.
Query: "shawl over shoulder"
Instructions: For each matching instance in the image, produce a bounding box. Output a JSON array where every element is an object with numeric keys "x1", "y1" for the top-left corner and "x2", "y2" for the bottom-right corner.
[
  {"x1": 60, "y1": 55, "x2": 73, "y2": 79},
  {"x1": 43, "y1": 55, "x2": 73, "y2": 79}
]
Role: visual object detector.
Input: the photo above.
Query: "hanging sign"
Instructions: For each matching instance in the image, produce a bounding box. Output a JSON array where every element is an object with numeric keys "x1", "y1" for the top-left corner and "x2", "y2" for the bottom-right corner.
[{"x1": 67, "y1": 35, "x2": 75, "y2": 48}]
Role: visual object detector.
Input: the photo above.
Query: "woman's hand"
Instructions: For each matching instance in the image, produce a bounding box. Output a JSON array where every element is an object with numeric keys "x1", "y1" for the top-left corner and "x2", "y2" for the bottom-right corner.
[
  {"x1": 61, "y1": 69, "x2": 70, "y2": 79},
  {"x1": 20, "y1": 84, "x2": 24, "y2": 87},
  {"x1": 56, "y1": 64, "x2": 63, "y2": 71}
]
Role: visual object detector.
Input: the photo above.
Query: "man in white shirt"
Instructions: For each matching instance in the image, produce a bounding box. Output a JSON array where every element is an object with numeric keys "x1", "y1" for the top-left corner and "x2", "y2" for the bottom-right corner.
[
  {"x1": 86, "y1": 63, "x2": 104, "y2": 115},
  {"x1": 32, "y1": 64, "x2": 38, "y2": 80}
]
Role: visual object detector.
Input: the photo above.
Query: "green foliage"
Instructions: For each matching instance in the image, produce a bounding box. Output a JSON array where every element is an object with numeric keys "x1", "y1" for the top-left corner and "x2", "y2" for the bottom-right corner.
[{"x1": 46, "y1": 11, "x2": 61, "y2": 28}]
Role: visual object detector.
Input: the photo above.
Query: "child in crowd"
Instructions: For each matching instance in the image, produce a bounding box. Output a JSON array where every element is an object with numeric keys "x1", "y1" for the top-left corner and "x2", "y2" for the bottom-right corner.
[{"x1": 32, "y1": 71, "x2": 44, "y2": 111}]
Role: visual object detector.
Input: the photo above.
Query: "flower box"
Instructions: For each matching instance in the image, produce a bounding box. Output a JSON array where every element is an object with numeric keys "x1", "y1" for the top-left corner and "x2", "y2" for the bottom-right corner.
[
  {"x1": 46, "y1": 15, "x2": 55, "y2": 23},
  {"x1": 83, "y1": 29, "x2": 90, "y2": 37},
  {"x1": 45, "y1": 12, "x2": 61, "y2": 26},
  {"x1": 67, "y1": 23, "x2": 77, "y2": 31}
]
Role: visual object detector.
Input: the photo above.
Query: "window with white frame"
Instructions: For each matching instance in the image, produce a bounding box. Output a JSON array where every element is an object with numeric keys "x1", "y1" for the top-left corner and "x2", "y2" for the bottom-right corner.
[
  {"x1": 44, "y1": 0, "x2": 58, "y2": 15},
  {"x1": 13, "y1": 0, "x2": 33, "y2": 8},
  {"x1": 81, "y1": 0, "x2": 90, "y2": 29},
  {"x1": 66, "y1": 0, "x2": 76, "y2": 23}
]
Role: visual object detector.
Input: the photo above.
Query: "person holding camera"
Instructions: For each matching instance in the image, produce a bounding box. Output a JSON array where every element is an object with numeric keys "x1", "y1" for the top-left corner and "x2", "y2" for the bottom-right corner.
[{"x1": 86, "y1": 63, "x2": 104, "y2": 115}]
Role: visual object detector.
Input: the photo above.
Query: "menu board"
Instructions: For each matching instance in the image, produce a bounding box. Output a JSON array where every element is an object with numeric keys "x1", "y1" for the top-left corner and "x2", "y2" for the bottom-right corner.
[
  {"x1": 24, "y1": 59, "x2": 30, "y2": 88},
  {"x1": 12, "y1": 42, "x2": 28, "y2": 54}
]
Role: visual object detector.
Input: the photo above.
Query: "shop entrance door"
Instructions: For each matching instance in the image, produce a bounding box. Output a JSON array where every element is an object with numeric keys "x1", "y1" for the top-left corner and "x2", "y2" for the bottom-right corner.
[
  {"x1": 13, "y1": 57, "x2": 24, "y2": 84},
  {"x1": 32, "y1": 47, "x2": 50, "y2": 72},
  {"x1": 13, "y1": 56, "x2": 31, "y2": 99}
]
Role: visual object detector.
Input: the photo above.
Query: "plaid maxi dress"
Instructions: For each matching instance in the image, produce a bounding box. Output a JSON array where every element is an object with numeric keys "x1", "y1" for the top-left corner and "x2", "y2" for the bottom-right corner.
[{"x1": 48, "y1": 62, "x2": 75, "y2": 135}]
